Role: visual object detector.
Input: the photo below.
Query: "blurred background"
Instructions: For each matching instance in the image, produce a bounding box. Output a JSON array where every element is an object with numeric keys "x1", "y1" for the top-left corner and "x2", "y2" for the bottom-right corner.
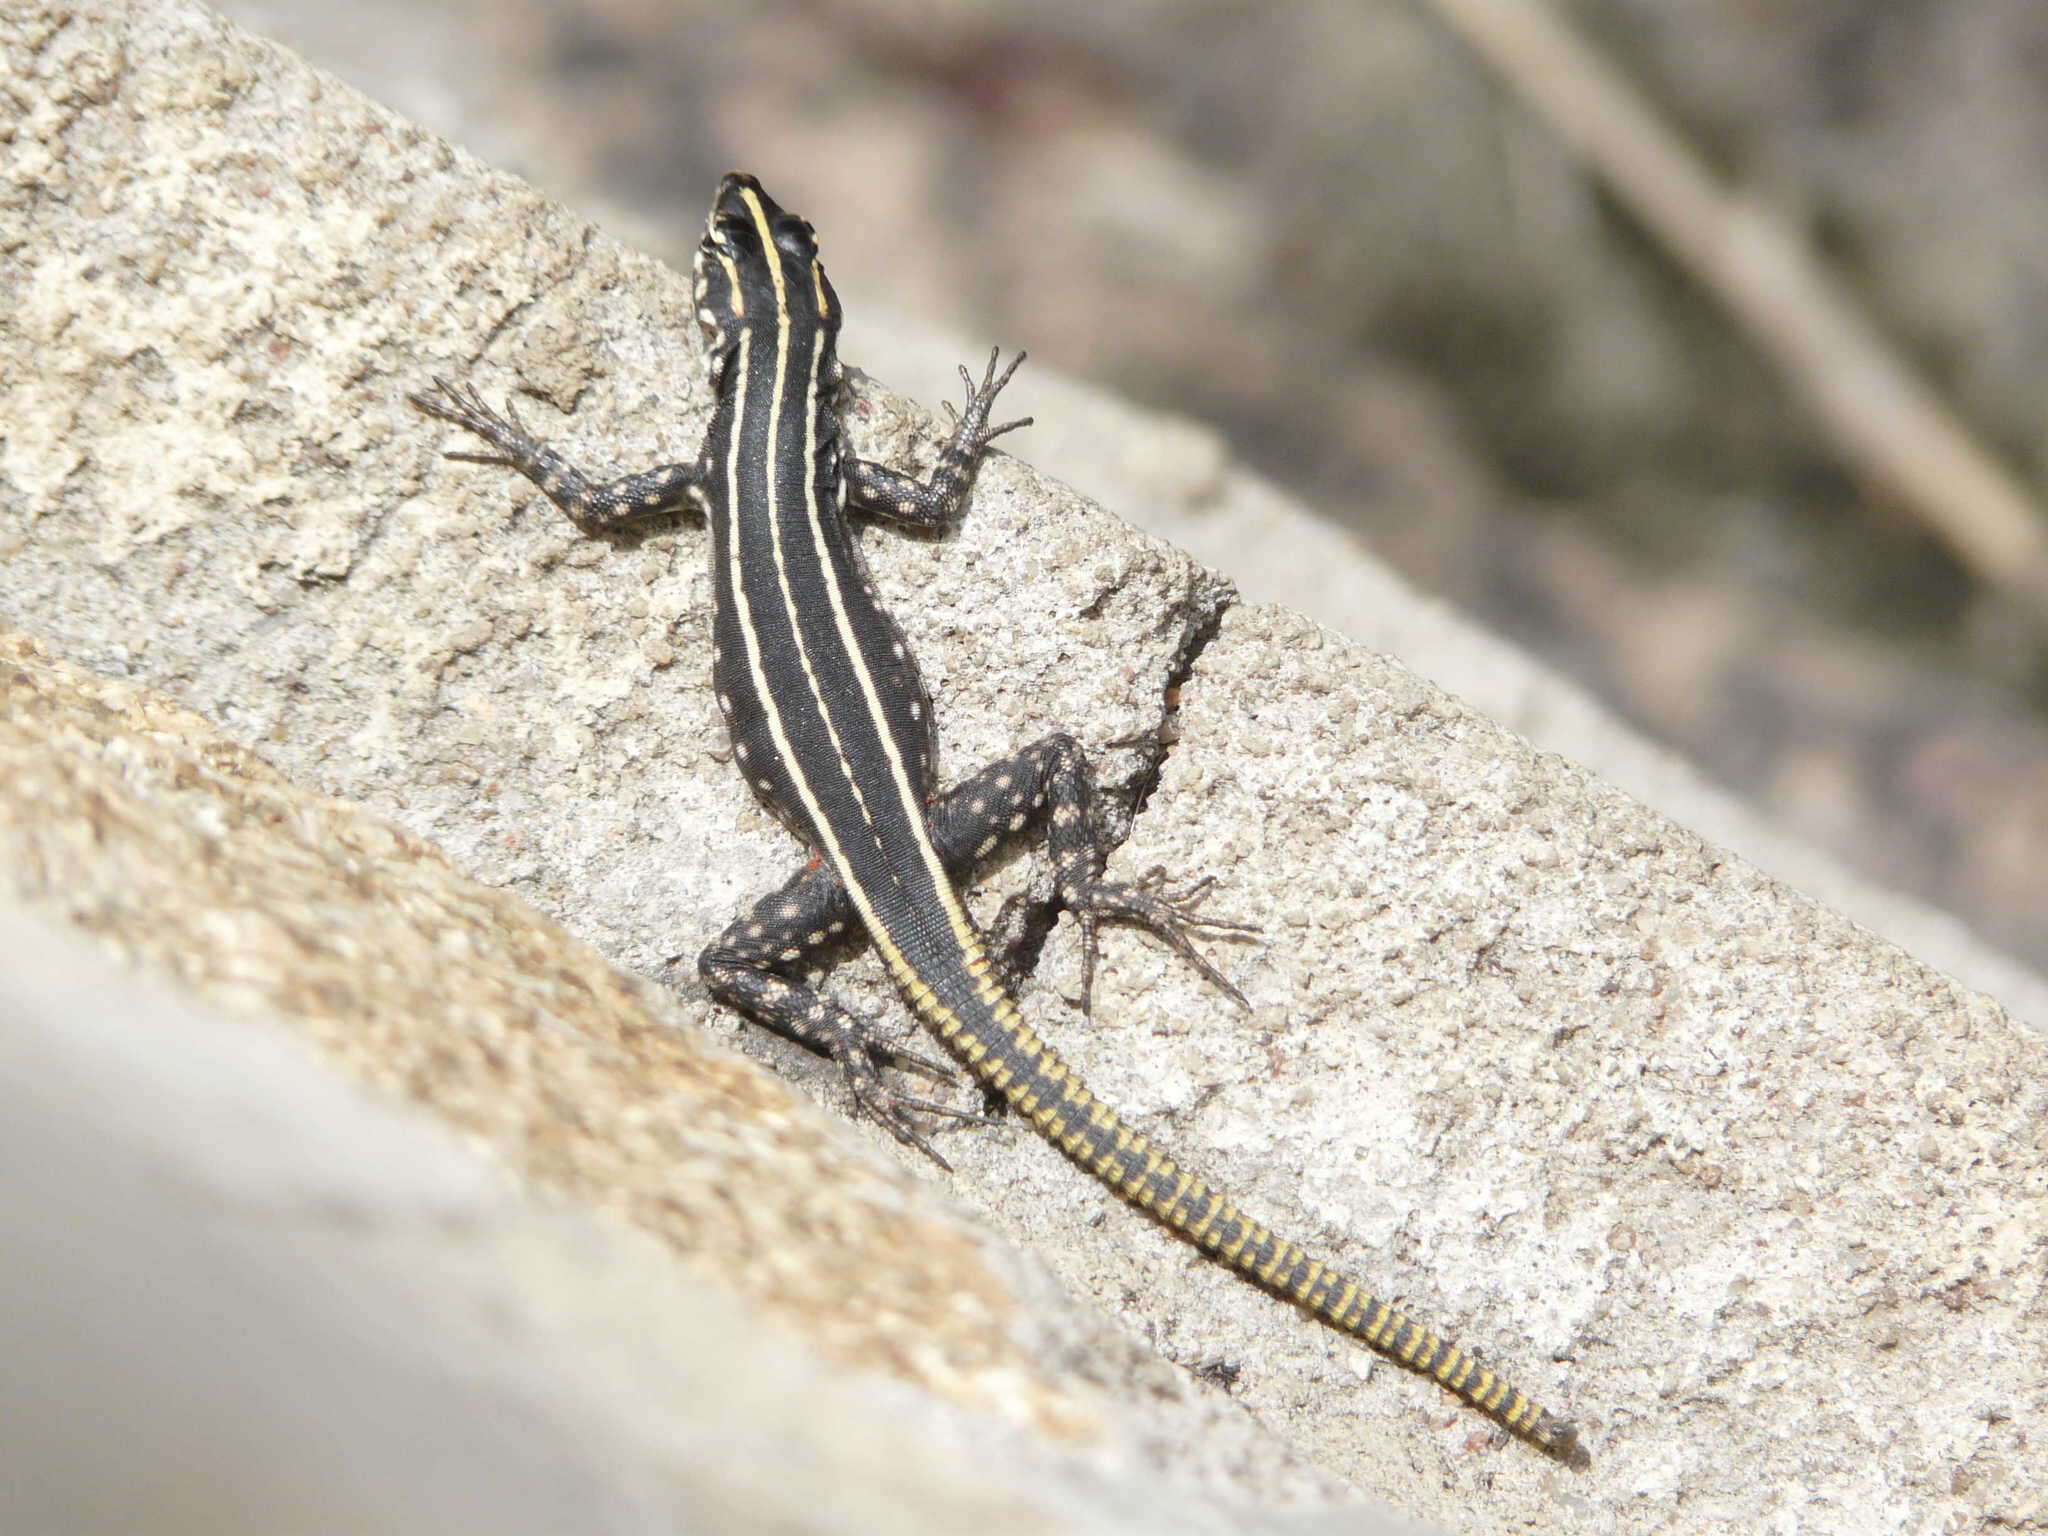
[{"x1": 218, "y1": 0, "x2": 2048, "y2": 972}]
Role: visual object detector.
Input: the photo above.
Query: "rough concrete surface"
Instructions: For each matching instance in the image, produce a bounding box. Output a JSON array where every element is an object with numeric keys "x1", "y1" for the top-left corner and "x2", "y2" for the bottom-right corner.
[
  {"x1": 0, "y1": 647, "x2": 1401, "y2": 1536},
  {"x1": 3, "y1": 3, "x2": 2045, "y2": 1533},
  {"x1": 864, "y1": 322, "x2": 2048, "y2": 1036}
]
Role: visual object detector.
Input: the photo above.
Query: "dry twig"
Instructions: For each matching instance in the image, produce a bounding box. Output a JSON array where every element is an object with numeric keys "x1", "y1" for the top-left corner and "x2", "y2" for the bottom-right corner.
[{"x1": 1422, "y1": 0, "x2": 2048, "y2": 607}]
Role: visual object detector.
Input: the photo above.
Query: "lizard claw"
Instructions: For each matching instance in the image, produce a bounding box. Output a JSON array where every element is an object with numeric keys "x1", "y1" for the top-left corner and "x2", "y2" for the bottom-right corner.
[
  {"x1": 954, "y1": 347, "x2": 1033, "y2": 449},
  {"x1": 1072, "y1": 865, "x2": 1260, "y2": 1016},
  {"x1": 409, "y1": 377, "x2": 541, "y2": 469}
]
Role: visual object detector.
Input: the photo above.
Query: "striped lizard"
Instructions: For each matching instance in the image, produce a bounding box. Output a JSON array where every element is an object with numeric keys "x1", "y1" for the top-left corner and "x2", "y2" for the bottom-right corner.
[{"x1": 412, "y1": 171, "x2": 1584, "y2": 1466}]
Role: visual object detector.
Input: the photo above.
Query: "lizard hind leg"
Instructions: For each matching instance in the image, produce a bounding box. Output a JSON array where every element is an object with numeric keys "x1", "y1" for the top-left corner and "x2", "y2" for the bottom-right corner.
[
  {"x1": 697, "y1": 861, "x2": 985, "y2": 1169},
  {"x1": 927, "y1": 732, "x2": 1259, "y2": 1016}
]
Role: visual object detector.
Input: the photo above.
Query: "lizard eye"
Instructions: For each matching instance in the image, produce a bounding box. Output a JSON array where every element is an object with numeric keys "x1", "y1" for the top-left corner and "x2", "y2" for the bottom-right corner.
[{"x1": 775, "y1": 221, "x2": 817, "y2": 260}]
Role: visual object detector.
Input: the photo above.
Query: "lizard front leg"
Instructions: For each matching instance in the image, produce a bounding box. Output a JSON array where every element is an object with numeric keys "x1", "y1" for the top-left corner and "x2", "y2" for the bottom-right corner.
[{"x1": 410, "y1": 379, "x2": 706, "y2": 530}]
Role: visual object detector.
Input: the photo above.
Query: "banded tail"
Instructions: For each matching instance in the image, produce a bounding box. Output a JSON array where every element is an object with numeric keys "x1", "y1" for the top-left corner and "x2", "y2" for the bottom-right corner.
[{"x1": 911, "y1": 936, "x2": 1586, "y2": 1467}]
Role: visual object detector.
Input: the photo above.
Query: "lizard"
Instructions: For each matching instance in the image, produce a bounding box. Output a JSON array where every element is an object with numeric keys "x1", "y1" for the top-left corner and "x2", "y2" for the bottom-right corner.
[{"x1": 411, "y1": 171, "x2": 1585, "y2": 1467}]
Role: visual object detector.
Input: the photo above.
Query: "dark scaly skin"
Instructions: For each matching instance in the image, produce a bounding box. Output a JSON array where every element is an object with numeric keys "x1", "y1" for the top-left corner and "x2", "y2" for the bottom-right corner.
[{"x1": 412, "y1": 172, "x2": 1586, "y2": 1466}]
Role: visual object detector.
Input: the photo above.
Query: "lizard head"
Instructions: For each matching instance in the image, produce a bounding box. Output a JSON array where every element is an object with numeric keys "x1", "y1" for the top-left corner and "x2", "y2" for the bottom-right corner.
[{"x1": 693, "y1": 172, "x2": 842, "y2": 376}]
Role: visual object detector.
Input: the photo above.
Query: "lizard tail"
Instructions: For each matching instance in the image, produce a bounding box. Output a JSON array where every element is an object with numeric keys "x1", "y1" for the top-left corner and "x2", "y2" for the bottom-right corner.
[{"x1": 921, "y1": 980, "x2": 1586, "y2": 1466}]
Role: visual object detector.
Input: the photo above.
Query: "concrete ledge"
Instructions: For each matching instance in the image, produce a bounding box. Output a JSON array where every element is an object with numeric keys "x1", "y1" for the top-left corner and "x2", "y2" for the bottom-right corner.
[
  {"x1": 0, "y1": 637, "x2": 1401, "y2": 1534},
  {"x1": 4, "y1": 2, "x2": 2044, "y2": 1531}
]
